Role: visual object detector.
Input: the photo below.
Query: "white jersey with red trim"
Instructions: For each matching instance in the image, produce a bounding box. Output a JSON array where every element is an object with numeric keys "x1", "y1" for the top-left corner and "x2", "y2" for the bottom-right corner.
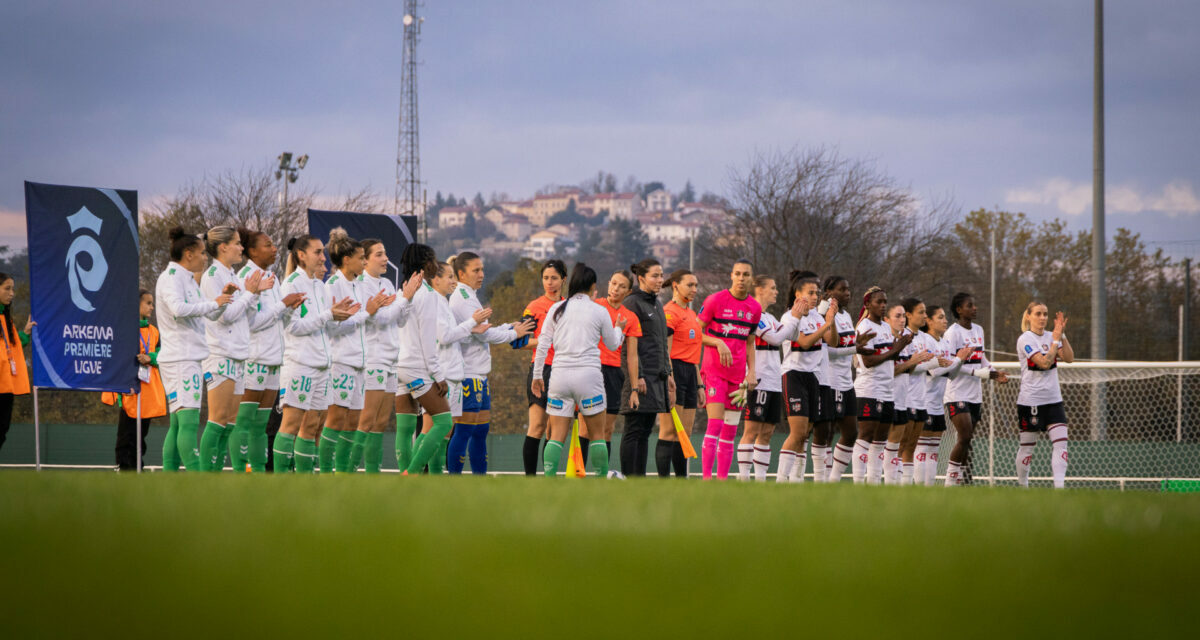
[
  {"x1": 853, "y1": 317, "x2": 895, "y2": 402},
  {"x1": 1017, "y1": 330, "x2": 1062, "y2": 405},
  {"x1": 752, "y1": 311, "x2": 798, "y2": 393},
  {"x1": 826, "y1": 310, "x2": 857, "y2": 392},
  {"x1": 782, "y1": 309, "x2": 826, "y2": 380},
  {"x1": 943, "y1": 322, "x2": 990, "y2": 404},
  {"x1": 923, "y1": 332, "x2": 962, "y2": 416},
  {"x1": 892, "y1": 326, "x2": 914, "y2": 411}
]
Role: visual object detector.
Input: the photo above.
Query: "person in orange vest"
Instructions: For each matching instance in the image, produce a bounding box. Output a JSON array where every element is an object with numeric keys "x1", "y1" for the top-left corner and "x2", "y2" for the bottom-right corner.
[
  {"x1": 0, "y1": 272, "x2": 33, "y2": 453},
  {"x1": 102, "y1": 290, "x2": 167, "y2": 470}
]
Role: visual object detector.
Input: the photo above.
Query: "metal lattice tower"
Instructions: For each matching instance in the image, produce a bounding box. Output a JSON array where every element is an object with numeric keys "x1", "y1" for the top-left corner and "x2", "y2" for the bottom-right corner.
[{"x1": 394, "y1": 1, "x2": 423, "y2": 223}]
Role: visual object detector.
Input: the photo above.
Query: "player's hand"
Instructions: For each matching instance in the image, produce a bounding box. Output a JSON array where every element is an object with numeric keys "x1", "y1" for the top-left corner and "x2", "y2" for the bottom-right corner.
[
  {"x1": 825, "y1": 297, "x2": 839, "y2": 321},
  {"x1": 24, "y1": 317, "x2": 36, "y2": 333},
  {"x1": 744, "y1": 372, "x2": 757, "y2": 392},
  {"x1": 366, "y1": 291, "x2": 394, "y2": 316},
  {"x1": 471, "y1": 322, "x2": 490, "y2": 334},
  {"x1": 667, "y1": 375, "x2": 676, "y2": 407},
  {"x1": 282, "y1": 293, "x2": 305, "y2": 308},
  {"x1": 716, "y1": 341, "x2": 732, "y2": 367},
  {"x1": 513, "y1": 318, "x2": 536, "y2": 338},
  {"x1": 636, "y1": 377, "x2": 647, "y2": 394},
  {"x1": 472, "y1": 307, "x2": 493, "y2": 324},
  {"x1": 215, "y1": 292, "x2": 233, "y2": 306},
  {"x1": 531, "y1": 378, "x2": 544, "y2": 398},
  {"x1": 432, "y1": 380, "x2": 448, "y2": 397},
  {"x1": 222, "y1": 283, "x2": 239, "y2": 295},
  {"x1": 911, "y1": 350, "x2": 934, "y2": 364},
  {"x1": 401, "y1": 272, "x2": 423, "y2": 301},
  {"x1": 136, "y1": 353, "x2": 151, "y2": 365},
  {"x1": 1053, "y1": 311, "x2": 1068, "y2": 339},
  {"x1": 616, "y1": 314, "x2": 628, "y2": 331},
  {"x1": 856, "y1": 330, "x2": 876, "y2": 348},
  {"x1": 257, "y1": 273, "x2": 276, "y2": 293},
  {"x1": 331, "y1": 297, "x2": 358, "y2": 321},
  {"x1": 896, "y1": 332, "x2": 915, "y2": 348},
  {"x1": 937, "y1": 357, "x2": 953, "y2": 368},
  {"x1": 955, "y1": 346, "x2": 973, "y2": 361},
  {"x1": 629, "y1": 390, "x2": 640, "y2": 410},
  {"x1": 992, "y1": 370, "x2": 1009, "y2": 384},
  {"x1": 789, "y1": 295, "x2": 806, "y2": 318}
]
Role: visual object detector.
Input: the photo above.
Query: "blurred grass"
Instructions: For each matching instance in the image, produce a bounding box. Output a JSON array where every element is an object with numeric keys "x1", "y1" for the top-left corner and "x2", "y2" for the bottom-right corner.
[{"x1": 0, "y1": 472, "x2": 1195, "y2": 638}]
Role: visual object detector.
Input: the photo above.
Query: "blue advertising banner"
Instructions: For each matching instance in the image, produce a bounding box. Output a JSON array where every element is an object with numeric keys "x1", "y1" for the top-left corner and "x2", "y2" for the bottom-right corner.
[
  {"x1": 306, "y1": 209, "x2": 418, "y2": 287},
  {"x1": 24, "y1": 182, "x2": 140, "y2": 392}
]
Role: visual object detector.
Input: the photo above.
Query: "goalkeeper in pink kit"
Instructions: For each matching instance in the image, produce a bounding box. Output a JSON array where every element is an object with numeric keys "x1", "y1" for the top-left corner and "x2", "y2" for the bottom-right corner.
[{"x1": 698, "y1": 259, "x2": 761, "y2": 479}]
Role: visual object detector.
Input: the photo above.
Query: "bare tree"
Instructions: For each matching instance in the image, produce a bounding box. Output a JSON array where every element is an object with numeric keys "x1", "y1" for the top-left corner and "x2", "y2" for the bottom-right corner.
[{"x1": 698, "y1": 147, "x2": 958, "y2": 311}]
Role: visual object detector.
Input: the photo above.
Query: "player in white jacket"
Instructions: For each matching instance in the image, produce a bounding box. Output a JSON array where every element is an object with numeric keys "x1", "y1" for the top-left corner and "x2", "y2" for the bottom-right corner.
[
  {"x1": 394, "y1": 242, "x2": 474, "y2": 475},
  {"x1": 531, "y1": 263, "x2": 626, "y2": 477},
  {"x1": 415, "y1": 261, "x2": 493, "y2": 473},
  {"x1": 942, "y1": 292, "x2": 1009, "y2": 485},
  {"x1": 446, "y1": 252, "x2": 535, "y2": 474},
  {"x1": 198, "y1": 225, "x2": 272, "y2": 471},
  {"x1": 237, "y1": 228, "x2": 304, "y2": 473},
  {"x1": 915, "y1": 305, "x2": 974, "y2": 485},
  {"x1": 155, "y1": 226, "x2": 232, "y2": 471},
  {"x1": 887, "y1": 298, "x2": 937, "y2": 484},
  {"x1": 272, "y1": 234, "x2": 359, "y2": 473},
  {"x1": 348, "y1": 238, "x2": 421, "y2": 474}
]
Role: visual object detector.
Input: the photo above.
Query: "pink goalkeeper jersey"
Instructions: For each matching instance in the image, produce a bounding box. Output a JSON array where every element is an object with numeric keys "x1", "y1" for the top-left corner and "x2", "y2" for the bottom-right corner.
[{"x1": 699, "y1": 289, "x2": 762, "y2": 383}]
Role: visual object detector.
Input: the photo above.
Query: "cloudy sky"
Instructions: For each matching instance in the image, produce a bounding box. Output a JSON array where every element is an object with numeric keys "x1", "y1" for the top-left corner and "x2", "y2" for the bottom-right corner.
[{"x1": 2, "y1": 1, "x2": 1198, "y2": 254}]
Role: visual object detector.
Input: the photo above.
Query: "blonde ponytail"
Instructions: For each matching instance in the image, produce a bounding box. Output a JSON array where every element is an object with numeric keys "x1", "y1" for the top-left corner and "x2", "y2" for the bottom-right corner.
[{"x1": 1021, "y1": 300, "x2": 1045, "y2": 332}]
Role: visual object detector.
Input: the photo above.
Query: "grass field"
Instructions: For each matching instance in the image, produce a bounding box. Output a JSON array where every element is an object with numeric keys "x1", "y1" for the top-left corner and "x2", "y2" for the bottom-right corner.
[{"x1": 1, "y1": 473, "x2": 1195, "y2": 638}]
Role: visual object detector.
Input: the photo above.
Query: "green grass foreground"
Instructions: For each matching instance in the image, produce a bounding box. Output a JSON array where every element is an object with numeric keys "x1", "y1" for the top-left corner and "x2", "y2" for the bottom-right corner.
[{"x1": 1, "y1": 473, "x2": 1195, "y2": 638}]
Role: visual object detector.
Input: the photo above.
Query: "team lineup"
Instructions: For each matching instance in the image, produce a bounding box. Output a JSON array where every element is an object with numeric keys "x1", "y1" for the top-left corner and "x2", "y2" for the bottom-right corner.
[{"x1": 150, "y1": 224, "x2": 1075, "y2": 484}]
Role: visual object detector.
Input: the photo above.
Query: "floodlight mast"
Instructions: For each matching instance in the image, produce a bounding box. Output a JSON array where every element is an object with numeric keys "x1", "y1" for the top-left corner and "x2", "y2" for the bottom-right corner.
[
  {"x1": 394, "y1": 0, "x2": 425, "y2": 240},
  {"x1": 276, "y1": 151, "x2": 308, "y2": 214}
]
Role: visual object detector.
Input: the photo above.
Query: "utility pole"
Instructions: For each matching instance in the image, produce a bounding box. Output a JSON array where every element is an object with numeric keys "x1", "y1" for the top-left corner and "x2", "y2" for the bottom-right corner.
[
  {"x1": 1185, "y1": 258, "x2": 1193, "y2": 359},
  {"x1": 1091, "y1": 0, "x2": 1108, "y2": 440},
  {"x1": 394, "y1": 2, "x2": 424, "y2": 224}
]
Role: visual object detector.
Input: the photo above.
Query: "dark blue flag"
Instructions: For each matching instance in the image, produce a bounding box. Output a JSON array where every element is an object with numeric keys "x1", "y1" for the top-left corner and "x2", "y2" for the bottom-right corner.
[
  {"x1": 24, "y1": 182, "x2": 140, "y2": 392},
  {"x1": 306, "y1": 209, "x2": 418, "y2": 287}
]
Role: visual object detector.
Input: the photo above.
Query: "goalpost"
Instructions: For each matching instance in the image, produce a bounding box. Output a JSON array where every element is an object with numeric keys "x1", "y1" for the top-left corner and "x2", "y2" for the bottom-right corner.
[{"x1": 935, "y1": 361, "x2": 1200, "y2": 490}]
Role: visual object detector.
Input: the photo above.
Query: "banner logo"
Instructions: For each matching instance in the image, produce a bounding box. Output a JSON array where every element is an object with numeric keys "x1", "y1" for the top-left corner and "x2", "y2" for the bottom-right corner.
[{"x1": 65, "y1": 206, "x2": 109, "y2": 312}]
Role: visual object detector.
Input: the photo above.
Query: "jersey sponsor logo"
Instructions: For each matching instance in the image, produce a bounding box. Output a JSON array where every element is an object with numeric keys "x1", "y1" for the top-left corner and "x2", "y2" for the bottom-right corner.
[
  {"x1": 405, "y1": 378, "x2": 426, "y2": 391},
  {"x1": 689, "y1": 329, "x2": 696, "y2": 339},
  {"x1": 581, "y1": 394, "x2": 603, "y2": 409},
  {"x1": 1024, "y1": 344, "x2": 1034, "y2": 355},
  {"x1": 203, "y1": 372, "x2": 213, "y2": 383},
  {"x1": 547, "y1": 397, "x2": 565, "y2": 411},
  {"x1": 758, "y1": 319, "x2": 767, "y2": 330}
]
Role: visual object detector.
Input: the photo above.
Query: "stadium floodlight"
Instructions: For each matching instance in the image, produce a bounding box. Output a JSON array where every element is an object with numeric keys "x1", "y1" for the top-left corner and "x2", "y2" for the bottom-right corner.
[
  {"x1": 297, "y1": 154, "x2": 309, "y2": 169},
  {"x1": 403, "y1": 14, "x2": 414, "y2": 25},
  {"x1": 277, "y1": 152, "x2": 293, "y2": 170},
  {"x1": 276, "y1": 151, "x2": 307, "y2": 213}
]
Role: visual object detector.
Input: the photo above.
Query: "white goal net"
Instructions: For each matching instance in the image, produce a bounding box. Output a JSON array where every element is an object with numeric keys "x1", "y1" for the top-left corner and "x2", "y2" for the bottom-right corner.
[{"x1": 936, "y1": 361, "x2": 1200, "y2": 490}]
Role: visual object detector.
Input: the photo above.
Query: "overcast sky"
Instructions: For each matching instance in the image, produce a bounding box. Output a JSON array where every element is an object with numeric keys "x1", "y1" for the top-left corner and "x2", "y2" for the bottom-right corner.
[{"x1": 2, "y1": 1, "x2": 1198, "y2": 255}]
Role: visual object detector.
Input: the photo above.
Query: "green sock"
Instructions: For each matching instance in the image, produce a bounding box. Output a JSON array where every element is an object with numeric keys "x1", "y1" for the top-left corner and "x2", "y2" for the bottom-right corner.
[
  {"x1": 428, "y1": 437, "x2": 449, "y2": 474},
  {"x1": 176, "y1": 409, "x2": 202, "y2": 471},
  {"x1": 229, "y1": 402, "x2": 257, "y2": 472},
  {"x1": 214, "y1": 423, "x2": 234, "y2": 471},
  {"x1": 162, "y1": 412, "x2": 181, "y2": 472},
  {"x1": 407, "y1": 413, "x2": 452, "y2": 474},
  {"x1": 348, "y1": 430, "x2": 366, "y2": 472},
  {"x1": 318, "y1": 428, "x2": 339, "y2": 473},
  {"x1": 272, "y1": 433, "x2": 296, "y2": 473},
  {"x1": 249, "y1": 408, "x2": 271, "y2": 472},
  {"x1": 334, "y1": 430, "x2": 356, "y2": 473},
  {"x1": 395, "y1": 413, "x2": 417, "y2": 470},
  {"x1": 293, "y1": 437, "x2": 317, "y2": 473},
  {"x1": 543, "y1": 440, "x2": 564, "y2": 477},
  {"x1": 364, "y1": 432, "x2": 384, "y2": 473},
  {"x1": 198, "y1": 421, "x2": 224, "y2": 471},
  {"x1": 589, "y1": 440, "x2": 609, "y2": 477}
]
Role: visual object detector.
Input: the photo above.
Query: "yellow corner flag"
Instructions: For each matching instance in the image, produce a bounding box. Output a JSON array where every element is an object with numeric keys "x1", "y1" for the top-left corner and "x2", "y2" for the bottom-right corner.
[
  {"x1": 565, "y1": 418, "x2": 587, "y2": 477},
  {"x1": 670, "y1": 408, "x2": 698, "y2": 459}
]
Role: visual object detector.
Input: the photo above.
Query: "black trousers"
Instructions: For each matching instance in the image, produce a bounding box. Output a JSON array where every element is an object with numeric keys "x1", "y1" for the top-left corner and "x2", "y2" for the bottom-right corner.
[
  {"x1": 114, "y1": 408, "x2": 152, "y2": 470},
  {"x1": 621, "y1": 412, "x2": 655, "y2": 476},
  {"x1": 0, "y1": 392, "x2": 13, "y2": 452}
]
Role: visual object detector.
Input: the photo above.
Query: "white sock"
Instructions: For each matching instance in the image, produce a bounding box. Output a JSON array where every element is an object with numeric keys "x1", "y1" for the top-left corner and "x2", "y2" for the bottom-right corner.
[
  {"x1": 944, "y1": 461, "x2": 962, "y2": 486},
  {"x1": 830, "y1": 443, "x2": 853, "y2": 482},
  {"x1": 1015, "y1": 432, "x2": 1037, "y2": 488},
  {"x1": 776, "y1": 450, "x2": 796, "y2": 483},
  {"x1": 1049, "y1": 424, "x2": 1068, "y2": 489},
  {"x1": 867, "y1": 441, "x2": 885, "y2": 485},
  {"x1": 901, "y1": 462, "x2": 914, "y2": 485},
  {"x1": 852, "y1": 439, "x2": 870, "y2": 484},
  {"x1": 913, "y1": 440, "x2": 929, "y2": 484},
  {"x1": 884, "y1": 441, "x2": 901, "y2": 485},
  {"x1": 791, "y1": 451, "x2": 808, "y2": 482},
  {"x1": 737, "y1": 444, "x2": 754, "y2": 481},
  {"x1": 811, "y1": 445, "x2": 827, "y2": 483},
  {"x1": 752, "y1": 445, "x2": 771, "y2": 482},
  {"x1": 824, "y1": 445, "x2": 833, "y2": 480},
  {"x1": 926, "y1": 447, "x2": 940, "y2": 486}
]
